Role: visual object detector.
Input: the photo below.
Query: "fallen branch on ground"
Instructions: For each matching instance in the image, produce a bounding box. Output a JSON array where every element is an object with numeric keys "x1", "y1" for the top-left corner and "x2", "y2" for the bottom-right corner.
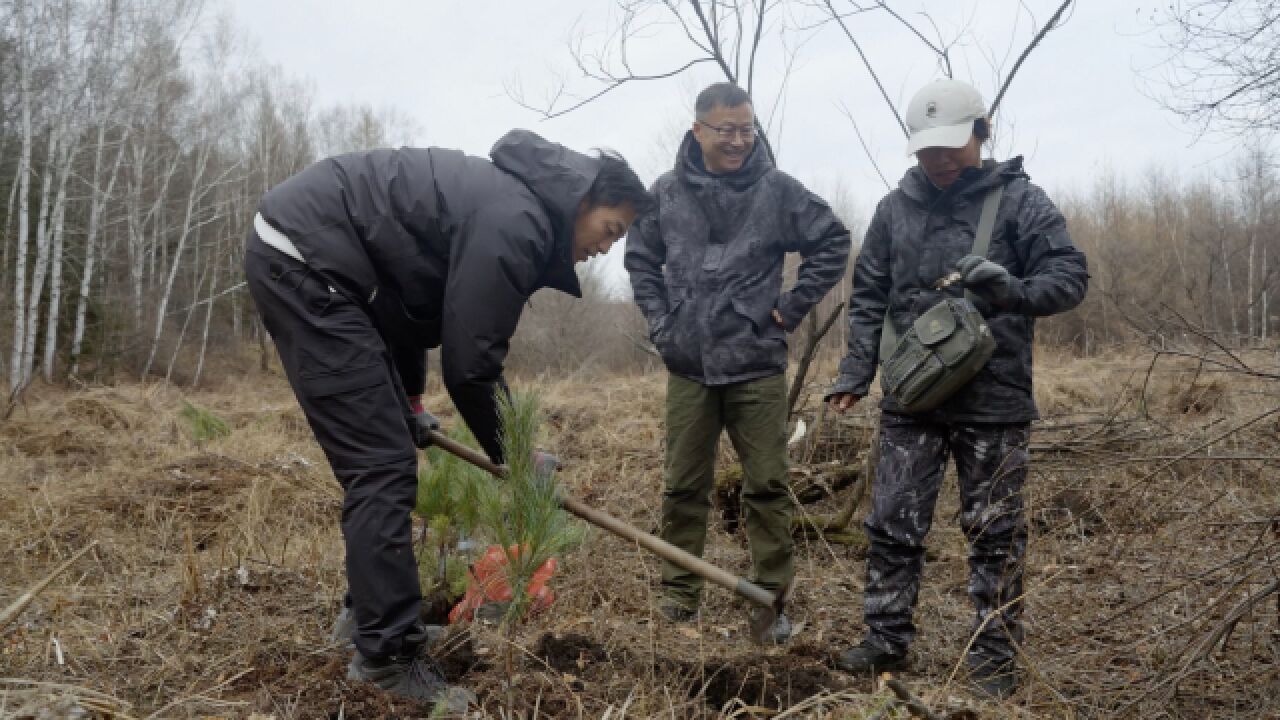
[{"x1": 0, "y1": 541, "x2": 99, "y2": 631}]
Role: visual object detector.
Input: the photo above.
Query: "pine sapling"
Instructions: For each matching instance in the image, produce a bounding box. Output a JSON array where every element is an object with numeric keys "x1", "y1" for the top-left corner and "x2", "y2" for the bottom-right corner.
[
  {"x1": 475, "y1": 389, "x2": 584, "y2": 628},
  {"x1": 416, "y1": 423, "x2": 490, "y2": 602},
  {"x1": 179, "y1": 400, "x2": 229, "y2": 445}
]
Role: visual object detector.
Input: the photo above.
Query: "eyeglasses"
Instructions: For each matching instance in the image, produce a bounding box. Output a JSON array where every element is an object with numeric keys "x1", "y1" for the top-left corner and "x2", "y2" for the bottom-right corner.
[{"x1": 698, "y1": 120, "x2": 756, "y2": 141}]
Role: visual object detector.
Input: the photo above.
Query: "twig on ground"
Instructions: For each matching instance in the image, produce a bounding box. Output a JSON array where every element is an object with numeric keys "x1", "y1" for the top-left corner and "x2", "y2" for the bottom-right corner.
[
  {"x1": 0, "y1": 541, "x2": 99, "y2": 631},
  {"x1": 884, "y1": 676, "x2": 944, "y2": 720}
]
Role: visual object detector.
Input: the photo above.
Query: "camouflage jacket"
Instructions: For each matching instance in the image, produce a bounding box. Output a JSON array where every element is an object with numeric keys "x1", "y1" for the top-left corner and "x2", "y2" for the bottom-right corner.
[
  {"x1": 625, "y1": 132, "x2": 850, "y2": 386},
  {"x1": 833, "y1": 158, "x2": 1088, "y2": 422}
]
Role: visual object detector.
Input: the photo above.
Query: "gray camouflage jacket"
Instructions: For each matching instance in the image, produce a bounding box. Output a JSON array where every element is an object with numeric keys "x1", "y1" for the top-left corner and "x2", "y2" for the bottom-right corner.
[
  {"x1": 833, "y1": 157, "x2": 1087, "y2": 422},
  {"x1": 625, "y1": 132, "x2": 850, "y2": 386}
]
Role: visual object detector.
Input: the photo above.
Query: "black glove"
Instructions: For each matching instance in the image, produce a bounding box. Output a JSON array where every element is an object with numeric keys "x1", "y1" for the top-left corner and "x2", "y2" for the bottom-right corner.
[
  {"x1": 955, "y1": 255, "x2": 1024, "y2": 308},
  {"x1": 409, "y1": 407, "x2": 441, "y2": 449}
]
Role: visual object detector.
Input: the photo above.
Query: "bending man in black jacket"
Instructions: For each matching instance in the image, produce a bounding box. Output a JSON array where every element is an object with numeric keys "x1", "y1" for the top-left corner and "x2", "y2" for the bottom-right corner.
[
  {"x1": 827, "y1": 79, "x2": 1087, "y2": 698},
  {"x1": 245, "y1": 130, "x2": 650, "y2": 704}
]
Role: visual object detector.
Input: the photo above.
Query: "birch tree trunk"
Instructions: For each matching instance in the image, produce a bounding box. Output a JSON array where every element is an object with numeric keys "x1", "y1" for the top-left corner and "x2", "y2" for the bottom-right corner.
[
  {"x1": 69, "y1": 125, "x2": 128, "y2": 377},
  {"x1": 1222, "y1": 229, "x2": 1239, "y2": 340},
  {"x1": 21, "y1": 125, "x2": 64, "y2": 383},
  {"x1": 41, "y1": 134, "x2": 77, "y2": 382},
  {"x1": 1262, "y1": 244, "x2": 1269, "y2": 342},
  {"x1": 192, "y1": 250, "x2": 219, "y2": 388},
  {"x1": 143, "y1": 138, "x2": 211, "y2": 378},
  {"x1": 1, "y1": 144, "x2": 18, "y2": 303},
  {"x1": 10, "y1": 3, "x2": 35, "y2": 393}
]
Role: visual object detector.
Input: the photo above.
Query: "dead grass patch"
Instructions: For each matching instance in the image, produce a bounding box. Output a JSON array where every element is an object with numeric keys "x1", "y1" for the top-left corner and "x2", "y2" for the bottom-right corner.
[{"x1": 1, "y1": 351, "x2": 1277, "y2": 718}]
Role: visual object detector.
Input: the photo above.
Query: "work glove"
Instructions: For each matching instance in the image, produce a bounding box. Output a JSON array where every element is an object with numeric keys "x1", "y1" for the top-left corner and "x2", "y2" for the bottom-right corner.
[
  {"x1": 407, "y1": 395, "x2": 441, "y2": 449},
  {"x1": 955, "y1": 255, "x2": 1025, "y2": 309},
  {"x1": 532, "y1": 450, "x2": 561, "y2": 483}
]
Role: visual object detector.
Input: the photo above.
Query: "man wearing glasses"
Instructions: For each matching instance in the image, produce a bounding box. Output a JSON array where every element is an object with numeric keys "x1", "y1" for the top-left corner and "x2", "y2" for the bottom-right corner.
[{"x1": 625, "y1": 82, "x2": 850, "y2": 642}]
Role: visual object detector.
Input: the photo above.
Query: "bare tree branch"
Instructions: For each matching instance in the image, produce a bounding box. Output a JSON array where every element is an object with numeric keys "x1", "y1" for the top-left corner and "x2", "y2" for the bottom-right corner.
[
  {"x1": 508, "y1": 57, "x2": 716, "y2": 121},
  {"x1": 819, "y1": 0, "x2": 908, "y2": 137},
  {"x1": 837, "y1": 101, "x2": 891, "y2": 190},
  {"x1": 990, "y1": 0, "x2": 1075, "y2": 116}
]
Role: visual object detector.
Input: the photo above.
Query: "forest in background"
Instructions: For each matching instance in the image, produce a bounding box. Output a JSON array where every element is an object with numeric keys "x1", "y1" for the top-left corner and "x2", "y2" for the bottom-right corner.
[{"x1": 0, "y1": 0, "x2": 1276, "y2": 398}]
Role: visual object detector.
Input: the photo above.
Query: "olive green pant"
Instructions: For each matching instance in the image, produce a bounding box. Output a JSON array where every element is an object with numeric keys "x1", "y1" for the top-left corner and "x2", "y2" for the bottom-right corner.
[{"x1": 660, "y1": 373, "x2": 794, "y2": 608}]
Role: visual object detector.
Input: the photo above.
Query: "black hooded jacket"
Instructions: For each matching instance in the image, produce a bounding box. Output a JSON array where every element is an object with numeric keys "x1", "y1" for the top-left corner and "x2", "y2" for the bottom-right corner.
[{"x1": 257, "y1": 129, "x2": 595, "y2": 460}]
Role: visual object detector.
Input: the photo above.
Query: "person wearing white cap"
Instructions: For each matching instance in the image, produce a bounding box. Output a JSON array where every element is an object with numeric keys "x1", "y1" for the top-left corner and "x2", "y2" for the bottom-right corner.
[{"x1": 826, "y1": 78, "x2": 1088, "y2": 698}]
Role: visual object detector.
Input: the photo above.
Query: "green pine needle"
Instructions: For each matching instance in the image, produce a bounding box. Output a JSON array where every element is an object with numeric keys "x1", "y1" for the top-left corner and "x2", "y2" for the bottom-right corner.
[
  {"x1": 475, "y1": 390, "x2": 584, "y2": 626},
  {"x1": 179, "y1": 401, "x2": 229, "y2": 443}
]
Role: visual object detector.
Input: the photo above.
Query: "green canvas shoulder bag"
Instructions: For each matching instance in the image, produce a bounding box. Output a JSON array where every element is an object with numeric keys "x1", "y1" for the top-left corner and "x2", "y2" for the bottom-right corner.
[{"x1": 878, "y1": 184, "x2": 1003, "y2": 413}]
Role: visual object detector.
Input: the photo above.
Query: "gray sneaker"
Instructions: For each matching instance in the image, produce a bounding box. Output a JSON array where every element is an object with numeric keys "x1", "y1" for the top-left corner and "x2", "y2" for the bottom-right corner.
[
  {"x1": 347, "y1": 652, "x2": 475, "y2": 710},
  {"x1": 749, "y1": 608, "x2": 793, "y2": 644}
]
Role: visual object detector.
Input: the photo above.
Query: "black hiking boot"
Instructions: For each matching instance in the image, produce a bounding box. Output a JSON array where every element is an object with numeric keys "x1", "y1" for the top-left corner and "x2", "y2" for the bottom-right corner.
[
  {"x1": 969, "y1": 660, "x2": 1020, "y2": 700},
  {"x1": 835, "y1": 639, "x2": 908, "y2": 674},
  {"x1": 347, "y1": 651, "x2": 475, "y2": 710}
]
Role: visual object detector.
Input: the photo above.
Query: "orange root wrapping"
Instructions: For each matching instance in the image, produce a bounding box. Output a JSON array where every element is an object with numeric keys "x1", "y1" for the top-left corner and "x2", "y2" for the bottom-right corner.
[{"x1": 448, "y1": 545, "x2": 557, "y2": 624}]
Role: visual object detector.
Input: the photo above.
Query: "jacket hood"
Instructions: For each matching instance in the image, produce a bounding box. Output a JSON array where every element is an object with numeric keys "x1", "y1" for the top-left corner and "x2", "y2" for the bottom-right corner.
[
  {"x1": 490, "y1": 129, "x2": 599, "y2": 297},
  {"x1": 676, "y1": 130, "x2": 773, "y2": 190},
  {"x1": 900, "y1": 156, "x2": 1026, "y2": 207}
]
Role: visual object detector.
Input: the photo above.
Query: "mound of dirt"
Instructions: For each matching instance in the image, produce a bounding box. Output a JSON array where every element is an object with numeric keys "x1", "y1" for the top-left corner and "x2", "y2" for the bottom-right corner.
[
  {"x1": 535, "y1": 632, "x2": 611, "y2": 673},
  {"x1": 534, "y1": 632, "x2": 844, "y2": 712},
  {"x1": 697, "y1": 654, "x2": 837, "y2": 711}
]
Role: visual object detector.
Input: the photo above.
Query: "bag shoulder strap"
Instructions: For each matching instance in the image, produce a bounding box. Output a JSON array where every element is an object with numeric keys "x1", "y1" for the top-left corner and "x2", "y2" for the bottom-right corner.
[
  {"x1": 962, "y1": 183, "x2": 1005, "y2": 304},
  {"x1": 879, "y1": 183, "x2": 1005, "y2": 361}
]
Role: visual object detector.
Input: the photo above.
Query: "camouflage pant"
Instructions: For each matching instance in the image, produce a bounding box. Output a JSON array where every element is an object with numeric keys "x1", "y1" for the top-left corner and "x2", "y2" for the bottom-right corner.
[{"x1": 863, "y1": 412, "x2": 1030, "y2": 667}]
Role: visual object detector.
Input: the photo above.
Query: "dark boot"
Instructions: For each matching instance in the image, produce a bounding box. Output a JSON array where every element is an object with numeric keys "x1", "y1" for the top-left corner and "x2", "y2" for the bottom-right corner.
[{"x1": 835, "y1": 639, "x2": 908, "y2": 674}]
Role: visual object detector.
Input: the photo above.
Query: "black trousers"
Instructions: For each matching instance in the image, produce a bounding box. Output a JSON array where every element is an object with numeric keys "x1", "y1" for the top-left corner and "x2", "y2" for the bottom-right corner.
[{"x1": 245, "y1": 233, "x2": 425, "y2": 660}]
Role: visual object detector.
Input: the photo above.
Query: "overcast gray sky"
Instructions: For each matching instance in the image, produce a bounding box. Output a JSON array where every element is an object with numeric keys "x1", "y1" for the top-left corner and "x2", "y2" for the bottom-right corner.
[{"x1": 223, "y1": 0, "x2": 1252, "y2": 283}]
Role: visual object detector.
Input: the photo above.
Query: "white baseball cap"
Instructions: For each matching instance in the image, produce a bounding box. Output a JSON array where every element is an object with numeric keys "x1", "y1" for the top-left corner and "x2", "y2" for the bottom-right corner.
[{"x1": 904, "y1": 79, "x2": 987, "y2": 156}]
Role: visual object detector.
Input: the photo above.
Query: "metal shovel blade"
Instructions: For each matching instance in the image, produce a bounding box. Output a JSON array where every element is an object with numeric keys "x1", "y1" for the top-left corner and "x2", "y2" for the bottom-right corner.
[{"x1": 747, "y1": 578, "x2": 792, "y2": 645}]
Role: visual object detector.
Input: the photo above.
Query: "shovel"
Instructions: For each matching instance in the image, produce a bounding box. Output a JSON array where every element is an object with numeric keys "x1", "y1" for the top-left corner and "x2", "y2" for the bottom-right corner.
[{"x1": 424, "y1": 428, "x2": 788, "y2": 643}]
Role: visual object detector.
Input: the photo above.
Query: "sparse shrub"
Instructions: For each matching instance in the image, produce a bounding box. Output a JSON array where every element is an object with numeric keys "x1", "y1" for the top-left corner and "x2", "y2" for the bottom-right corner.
[{"x1": 179, "y1": 401, "x2": 229, "y2": 444}]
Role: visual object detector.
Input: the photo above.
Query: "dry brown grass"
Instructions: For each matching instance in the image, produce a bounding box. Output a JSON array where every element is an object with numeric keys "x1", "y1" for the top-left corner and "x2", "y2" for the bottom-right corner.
[{"x1": 1, "y1": 349, "x2": 1277, "y2": 718}]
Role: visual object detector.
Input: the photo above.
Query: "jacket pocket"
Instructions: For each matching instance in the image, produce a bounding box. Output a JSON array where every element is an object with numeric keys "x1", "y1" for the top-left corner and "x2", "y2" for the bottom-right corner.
[
  {"x1": 299, "y1": 361, "x2": 386, "y2": 398},
  {"x1": 728, "y1": 296, "x2": 788, "y2": 375},
  {"x1": 653, "y1": 290, "x2": 701, "y2": 376}
]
